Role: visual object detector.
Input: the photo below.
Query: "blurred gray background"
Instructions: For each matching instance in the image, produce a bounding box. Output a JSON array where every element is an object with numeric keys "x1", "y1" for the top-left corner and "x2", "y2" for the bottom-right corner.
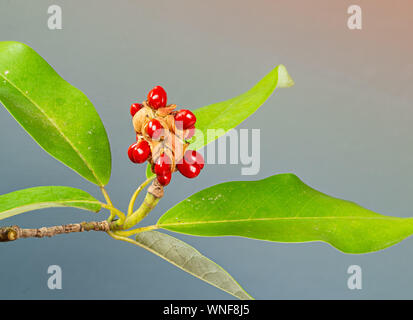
[{"x1": 0, "y1": 0, "x2": 412, "y2": 299}]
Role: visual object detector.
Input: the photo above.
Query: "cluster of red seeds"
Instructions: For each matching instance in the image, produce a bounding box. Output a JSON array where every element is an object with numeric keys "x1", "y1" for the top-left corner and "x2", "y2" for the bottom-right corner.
[{"x1": 128, "y1": 86, "x2": 204, "y2": 186}]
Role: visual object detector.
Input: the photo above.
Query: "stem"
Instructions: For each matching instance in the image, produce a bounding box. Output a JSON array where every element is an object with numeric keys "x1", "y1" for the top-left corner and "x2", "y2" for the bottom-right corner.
[
  {"x1": 122, "y1": 179, "x2": 164, "y2": 229},
  {"x1": 127, "y1": 177, "x2": 154, "y2": 217},
  {"x1": 101, "y1": 204, "x2": 126, "y2": 223},
  {"x1": 0, "y1": 181, "x2": 162, "y2": 243},
  {"x1": 107, "y1": 230, "x2": 138, "y2": 244},
  {"x1": 100, "y1": 186, "x2": 113, "y2": 206},
  {"x1": 0, "y1": 221, "x2": 110, "y2": 242},
  {"x1": 123, "y1": 193, "x2": 160, "y2": 229},
  {"x1": 100, "y1": 186, "x2": 118, "y2": 222},
  {"x1": 100, "y1": 187, "x2": 127, "y2": 225},
  {"x1": 107, "y1": 230, "x2": 155, "y2": 253},
  {"x1": 114, "y1": 225, "x2": 158, "y2": 237}
]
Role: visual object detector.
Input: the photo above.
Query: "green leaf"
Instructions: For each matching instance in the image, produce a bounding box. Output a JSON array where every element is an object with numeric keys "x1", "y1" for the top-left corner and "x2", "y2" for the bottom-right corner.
[
  {"x1": 0, "y1": 41, "x2": 111, "y2": 186},
  {"x1": 158, "y1": 173, "x2": 413, "y2": 254},
  {"x1": 146, "y1": 65, "x2": 294, "y2": 178},
  {"x1": 0, "y1": 186, "x2": 101, "y2": 221},
  {"x1": 134, "y1": 230, "x2": 252, "y2": 300},
  {"x1": 190, "y1": 64, "x2": 294, "y2": 151}
]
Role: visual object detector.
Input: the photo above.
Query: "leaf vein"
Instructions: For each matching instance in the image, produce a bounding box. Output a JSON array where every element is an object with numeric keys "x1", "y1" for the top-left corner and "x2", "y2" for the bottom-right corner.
[
  {"x1": 0, "y1": 73, "x2": 103, "y2": 185},
  {"x1": 160, "y1": 215, "x2": 405, "y2": 227}
]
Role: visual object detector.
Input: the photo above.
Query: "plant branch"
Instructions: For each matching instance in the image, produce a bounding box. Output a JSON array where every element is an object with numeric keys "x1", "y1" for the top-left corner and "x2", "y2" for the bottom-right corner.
[
  {"x1": 0, "y1": 221, "x2": 110, "y2": 242},
  {"x1": 114, "y1": 224, "x2": 158, "y2": 237},
  {"x1": 127, "y1": 176, "x2": 155, "y2": 217},
  {"x1": 122, "y1": 179, "x2": 164, "y2": 229},
  {"x1": 101, "y1": 203, "x2": 126, "y2": 222},
  {"x1": 100, "y1": 186, "x2": 118, "y2": 223},
  {"x1": 0, "y1": 180, "x2": 163, "y2": 243}
]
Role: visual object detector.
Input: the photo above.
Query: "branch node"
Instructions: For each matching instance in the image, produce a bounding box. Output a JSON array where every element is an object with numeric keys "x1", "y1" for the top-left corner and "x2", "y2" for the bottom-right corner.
[
  {"x1": 7, "y1": 226, "x2": 19, "y2": 241},
  {"x1": 148, "y1": 179, "x2": 164, "y2": 199}
]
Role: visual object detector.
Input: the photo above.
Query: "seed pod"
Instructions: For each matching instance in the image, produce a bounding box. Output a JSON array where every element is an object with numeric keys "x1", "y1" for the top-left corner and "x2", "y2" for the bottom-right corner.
[
  {"x1": 150, "y1": 140, "x2": 165, "y2": 163},
  {"x1": 164, "y1": 114, "x2": 176, "y2": 133},
  {"x1": 164, "y1": 131, "x2": 187, "y2": 167},
  {"x1": 133, "y1": 104, "x2": 154, "y2": 134},
  {"x1": 130, "y1": 97, "x2": 191, "y2": 176},
  {"x1": 156, "y1": 104, "x2": 176, "y2": 117}
]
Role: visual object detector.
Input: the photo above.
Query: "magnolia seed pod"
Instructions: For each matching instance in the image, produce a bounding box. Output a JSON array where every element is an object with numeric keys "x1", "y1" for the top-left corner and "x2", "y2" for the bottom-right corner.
[
  {"x1": 156, "y1": 104, "x2": 176, "y2": 117},
  {"x1": 150, "y1": 140, "x2": 164, "y2": 163},
  {"x1": 133, "y1": 105, "x2": 154, "y2": 134},
  {"x1": 164, "y1": 114, "x2": 176, "y2": 133},
  {"x1": 155, "y1": 117, "x2": 169, "y2": 133},
  {"x1": 165, "y1": 130, "x2": 187, "y2": 166},
  {"x1": 151, "y1": 141, "x2": 175, "y2": 170},
  {"x1": 132, "y1": 99, "x2": 190, "y2": 174}
]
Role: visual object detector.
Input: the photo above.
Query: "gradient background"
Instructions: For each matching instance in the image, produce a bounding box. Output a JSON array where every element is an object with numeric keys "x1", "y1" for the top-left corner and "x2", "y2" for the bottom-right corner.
[{"x1": 0, "y1": 0, "x2": 412, "y2": 299}]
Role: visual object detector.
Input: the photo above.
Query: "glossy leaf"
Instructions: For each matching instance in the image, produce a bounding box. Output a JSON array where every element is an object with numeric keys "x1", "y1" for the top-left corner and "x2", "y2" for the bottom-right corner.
[
  {"x1": 0, "y1": 41, "x2": 111, "y2": 186},
  {"x1": 190, "y1": 64, "x2": 294, "y2": 151},
  {"x1": 146, "y1": 65, "x2": 293, "y2": 178},
  {"x1": 134, "y1": 230, "x2": 252, "y2": 300},
  {"x1": 0, "y1": 186, "x2": 101, "y2": 221},
  {"x1": 158, "y1": 173, "x2": 413, "y2": 254}
]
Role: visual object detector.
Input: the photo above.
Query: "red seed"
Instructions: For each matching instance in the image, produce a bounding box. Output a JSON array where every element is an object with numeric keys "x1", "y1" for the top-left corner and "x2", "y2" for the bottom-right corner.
[
  {"x1": 184, "y1": 150, "x2": 204, "y2": 170},
  {"x1": 177, "y1": 149, "x2": 204, "y2": 177},
  {"x1": 154, "y1": 153, "x2": 172, "y2": 175},
  {"x1": 133, "y1": 140, "x2": 151, "y2": 163},
  {"x1": 147, "y1": 86, "x2": 167, "y2": 109},
  {"x1": 185, "y1": 126, "x2": 196, "y2": 140},
  {"x1": 146, "y1": 119, "x2": 164, "y2": 140},
  {"x1": 127, "y1": 140, "x2": 151, "y2": 163},
  {"x1": 174, "y1": 109, "x2": 196, "y2": 130},
  {"x1": 130, "y1": 103, "x2": 142, "y2": 117},
  {"x1": 157, "y1": 171, "x2": 172, "y2": 186},
  {"x1": 177, "y1": 162, "x2": 201, "y2": 178},
  {"x1": 127, "y1": 143, "x2": 139, "y2": 163}
]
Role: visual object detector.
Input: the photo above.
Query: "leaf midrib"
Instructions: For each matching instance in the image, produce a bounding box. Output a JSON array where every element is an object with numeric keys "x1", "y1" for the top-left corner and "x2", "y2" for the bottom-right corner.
[
  {"x1": 0, "y1": 199, "x2": 101, "y2": 216},
  {"x1": 159, "y1": 215, "x2": 407, "y2": 227},
  {"x1": 0, "y1": 73, "x2": 103, "y2": 185}
]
